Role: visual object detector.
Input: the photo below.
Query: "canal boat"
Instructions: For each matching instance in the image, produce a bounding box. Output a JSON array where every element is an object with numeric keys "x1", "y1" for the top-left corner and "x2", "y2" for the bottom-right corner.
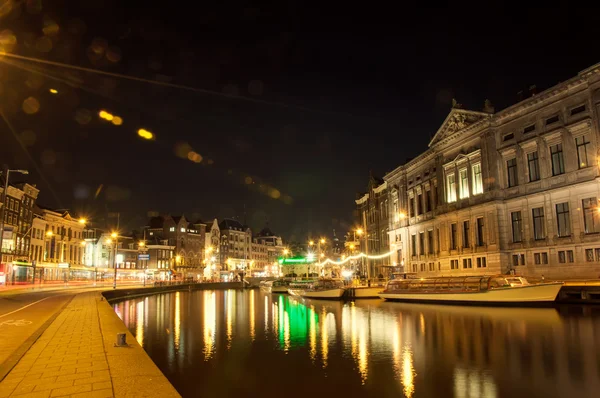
[
  {"x1": 378, "y1": 275, "x2": 563, "y2": 304},
  {"x1": 288, "y1": 279, "x2": 346, "y2": 299},
  {"x1": 259, "y1": 279, "x2": 291, "y2": 294}
]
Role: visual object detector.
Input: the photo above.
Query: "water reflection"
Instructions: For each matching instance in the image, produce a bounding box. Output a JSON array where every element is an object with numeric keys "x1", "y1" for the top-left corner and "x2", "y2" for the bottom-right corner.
[{"x1": 114, "y1": 291, "x2": 600, "y2": 398}]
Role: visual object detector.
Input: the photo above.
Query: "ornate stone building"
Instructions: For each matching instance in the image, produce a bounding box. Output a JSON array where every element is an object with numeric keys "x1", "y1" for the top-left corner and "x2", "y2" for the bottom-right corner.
[
  {"x1": 355, "y1": 174, "x2": 391, "y2": 278},
  {"x1": 385, "y1": 62, "x2": 600, "y2": 279}
]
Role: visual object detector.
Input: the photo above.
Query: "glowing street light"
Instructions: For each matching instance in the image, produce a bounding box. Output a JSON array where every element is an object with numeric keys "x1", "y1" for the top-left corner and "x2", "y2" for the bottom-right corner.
[
  {"x1": 320, "y1": 238, "x2": 326, "y2": 244},
  {"x1": 283, "y1": 248, "x2": 289, "y2": 256},
  {"x1": 309, "y1": 240, "x2": 314, "y2": 246},
  {"x1": 398, "y1": 212, "x2": 407, "y2": 219},
  {"x1": 356, "y1": 228, "x2": 364, "y2": 236},
  {"x1": 139, "y1": 241, "x2": 145, "y2": 247},
  {"x1": 137, "y1": 128, "x2": 154, "y2": 140},
  {"x1": 78, "y1": 218, "x2": 86, "y2": 224},
  {"x1": 111, "y1": 232, "x2": 117, "y2": 238},
  {"x1": 46, "y1": 230, "x2": 53, "y2": 237},
  {"x1": 80, "y1": 241, "x2": 86, "y2": 246},
  {"x1": 175, "y1": 255, "x2": 181, "y2": 263}
]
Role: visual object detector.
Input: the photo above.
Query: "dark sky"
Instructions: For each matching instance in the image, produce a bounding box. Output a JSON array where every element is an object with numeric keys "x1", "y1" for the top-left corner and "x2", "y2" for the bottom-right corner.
[{"x1": 0, "y1": 2, "x2": 598, "y2": 241}]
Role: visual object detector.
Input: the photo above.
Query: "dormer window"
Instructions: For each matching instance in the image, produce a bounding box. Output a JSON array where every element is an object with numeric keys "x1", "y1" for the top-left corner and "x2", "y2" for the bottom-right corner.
[{"x1": 545, "y1": 115, "x2": 559, "y2": 125}]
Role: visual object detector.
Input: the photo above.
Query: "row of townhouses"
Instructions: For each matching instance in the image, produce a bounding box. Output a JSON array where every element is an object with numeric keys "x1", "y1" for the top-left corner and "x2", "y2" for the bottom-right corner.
[
  {"x1": 0, "y1": 180, "x2": 285, "y2": 284},
  {"x1": 356, "y1": 62, "x2": 600, "y2": 279}
]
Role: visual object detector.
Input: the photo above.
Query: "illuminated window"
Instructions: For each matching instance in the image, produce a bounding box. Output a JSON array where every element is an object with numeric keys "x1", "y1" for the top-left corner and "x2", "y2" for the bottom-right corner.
[
  {"x1": 576, "y1": 135, "x2": 592, "y2": 169},
  {"x1": 472, "y1": 163, "x2": 483, "y2": 195},
  {"x1": 169, "y1": 227, "x2": 175, "y2": 232},
  {"x1": 446, "y1": 173, "x2": 456, "y2": 203},
  {"x1": 582, "y1": 197, "x2": 600, "y2": 234},
  {"x1": 459, "y1": 169, "x2": 469, "y2": 199},
  {"x1": 181, "y1": 227, "x2": 186, "y2": 232}
]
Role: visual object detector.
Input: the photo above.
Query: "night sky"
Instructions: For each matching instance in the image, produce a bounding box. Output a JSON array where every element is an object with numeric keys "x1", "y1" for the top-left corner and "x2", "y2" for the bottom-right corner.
[{"x1": 0, "y1": 2, "x2": 598, "y2": 241}]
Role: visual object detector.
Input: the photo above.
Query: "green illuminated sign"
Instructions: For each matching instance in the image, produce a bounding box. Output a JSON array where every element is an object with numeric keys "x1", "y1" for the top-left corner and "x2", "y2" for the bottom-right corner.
[{"x1": 278, "y1": 256, "x2": 316, "y2": 265}]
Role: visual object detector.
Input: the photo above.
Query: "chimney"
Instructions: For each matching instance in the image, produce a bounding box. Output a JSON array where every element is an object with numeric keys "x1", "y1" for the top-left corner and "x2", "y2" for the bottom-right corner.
[{"x1": 529, "y1": 85, "x2": 537, "y2": 97}]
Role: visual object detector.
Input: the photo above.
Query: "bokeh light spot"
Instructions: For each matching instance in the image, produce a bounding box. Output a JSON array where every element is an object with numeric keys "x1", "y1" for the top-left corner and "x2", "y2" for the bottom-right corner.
[
  {"x1": 0, "y1": 29, "x2": 17, "y2": 53},
  {"x1": 42, "y1": 19, "x2": 59, "y2": 36},
  {"x1": 282, "y1": 195, "x2": 293, "y2": 205},
  {"x1": 19, "y1": 130, "x2": 36, "y2": 146},
  {"x1": 22, "y1": 96, "x2": 40, "y2": 114},
  {"x1": 269, "y1": 188, "x2": 281, "y2": 199},
  {"x1": 90, "y1": 37, "x2": 107, "y2": 55},
  {"x1": 244, "y1": 176, "x2": 253, "y2": 185},
  {"x1": 111, "y1": 116, "x2": 123, "y2": 126},
  {"x1": 41, "y1": 149, "x2": 56, "y2": 166},
  {"x1": 73, "y1": 184, "x2": 90, "y2": 199},
  {"x1": 74, "y1": 108, "x2": 92, "y2": 125},
  {"x1": 106, "y1": 46, "x2": 121, "y2": 63},
  {"x1": 35, "y1": 36, "x2": 53, "y2": 52},
  {"x1": 174, "y1": 142, "x2": 191, "y2": 158},
  {"x1": 26, "y1": 0, "x2": 42, "y2": 14},
  {"x1": 138, "y1": 129, "x2": 154, "y2": 140},
  {"x1": 187, "y1": 151, "x2": 203, "y2": 163},
  {"x1": 49, "y1": 88, "x2": 58, "y2": 94},
  {"x1": 207, "y1": 159, "x2": 214, "y2": 165}
]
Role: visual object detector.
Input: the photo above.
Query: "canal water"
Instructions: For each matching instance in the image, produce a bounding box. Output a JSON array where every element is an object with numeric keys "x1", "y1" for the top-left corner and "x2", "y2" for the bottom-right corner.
[{"x1": 113, "y1": 289, "x2": 600, "y2": 398}]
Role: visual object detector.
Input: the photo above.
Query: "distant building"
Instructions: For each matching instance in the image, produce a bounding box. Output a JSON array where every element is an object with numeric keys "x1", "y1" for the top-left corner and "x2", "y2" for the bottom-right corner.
[
  {"x1": 145, "y1": 215, "x2": 206, "y2": 279},
  {"x1": 0, "y1": 182, "x2": 39, "y2": 283},
  {"x1": 384, "y1": 62, "x2": 600, "y2": 279},
  {"x1": 355, "y1": 174, "x2": 391, "y2": 277},
  {"x1": 36, "y1": 207, "x2": 85, "y2": 282},
  {"x1": 219, "y1": 218, "x2": 251, "y2": 273},
  {"x1": 251, "y1": 226, "x2": 284, "y2": 275}
]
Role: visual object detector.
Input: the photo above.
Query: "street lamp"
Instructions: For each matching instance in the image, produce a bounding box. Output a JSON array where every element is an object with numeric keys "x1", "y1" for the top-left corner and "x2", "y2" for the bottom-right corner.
[
  {"x1": 110, "y1": 232, "x2": 118, "y2": 289},
  {"x1": 78, "y1": 218, "x2": 86, "y2": 224},
  {"x1": 0, "y1": 168, "x2": 29, "y2": 274}
]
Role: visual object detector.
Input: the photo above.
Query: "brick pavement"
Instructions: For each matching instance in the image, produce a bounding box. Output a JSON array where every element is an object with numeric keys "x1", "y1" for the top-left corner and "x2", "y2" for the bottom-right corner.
[{"x1": 0, "y1": 292, "x2": 179, "y2": 398}]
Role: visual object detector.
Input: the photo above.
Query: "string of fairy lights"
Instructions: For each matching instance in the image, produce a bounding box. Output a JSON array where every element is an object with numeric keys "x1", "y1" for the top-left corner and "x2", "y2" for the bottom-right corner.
[{"x1": 315, "y1": 250, "x2": 394, "y2": 267}]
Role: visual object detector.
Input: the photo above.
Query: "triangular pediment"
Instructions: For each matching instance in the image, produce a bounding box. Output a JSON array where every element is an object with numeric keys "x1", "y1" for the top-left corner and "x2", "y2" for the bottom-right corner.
[{"x1": 428, "y1": 108, "x2": 491, "y2": 148}]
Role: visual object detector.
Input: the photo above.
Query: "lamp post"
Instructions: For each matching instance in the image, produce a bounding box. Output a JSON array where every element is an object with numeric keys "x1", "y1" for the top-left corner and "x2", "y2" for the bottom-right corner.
[
  {"x1": 0, "y1": 168, "x2": 29, "y2": 281},
  {"x1": 110, "y1": 232, "x2": 118, "y2": 289}
]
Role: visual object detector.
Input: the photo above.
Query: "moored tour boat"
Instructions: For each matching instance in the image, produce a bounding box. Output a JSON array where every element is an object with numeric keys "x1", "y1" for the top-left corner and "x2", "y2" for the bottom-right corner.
[
  {"x1": 259, "y1": 279, "x2": 291, "y2": 294},
  {"x1": 288, "y1": 279, "x2": 346, "y2": 299},
  {"x1": 378, "y1": 275, "x2": 563, "y2": 304}
]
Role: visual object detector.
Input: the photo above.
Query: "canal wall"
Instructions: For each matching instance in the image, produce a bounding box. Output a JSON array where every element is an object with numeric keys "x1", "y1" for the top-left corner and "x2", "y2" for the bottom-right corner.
[{"x1": 102, "y1": 282, "x2": 243, "y2": 302}]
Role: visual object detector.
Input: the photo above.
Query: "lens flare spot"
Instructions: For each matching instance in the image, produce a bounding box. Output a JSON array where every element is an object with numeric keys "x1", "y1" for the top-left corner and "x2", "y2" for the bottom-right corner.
[
  {"x1": 98, "y1": 110, "x2": 113, "y2": 121},
  {"x1": 74, "y1": 108, "x2": 92, "y2": 125},
  {"x1": 106, "y1": 46, "x2": 121, "y2": 63},
  {"x1": 174, "y1": 142, "x2": 192, "y2": 158},
  {"x1": 22, "y1": 96, "x2": 40, "y2": 114},
  {"x1": 244, "y1": 176, "x2": 253, "y2": 185},
  {"x1": 0, "y1": 29, "x2": 17, "y2": 52},
  {"x1": 111, "y1": 116, "x2": 123, "y2": 126},
  {"x1": 269, "y1": 189, "x2": 281, "y2": 199},
  {"x1": 187, "y1": 151, "x2": 203, "y2": 163},
  {"x1": 49, "y1": 88, "x2": 58, "y2": 94},
  {"x1": 19, "y1": 130, "x2": 36, "y2": 146},
  {"x1": 41, "y1": 149, "x2": 56, "y2": 165},
  {"x1": 282, "y1": 195, "x2": 293, "y2": 205},
  {"x1": 138, "y1": 129, "x2": 154, "y2": 140},
  {"x1": 35, "y1": 36, "x2": 53, "y2": 52},
  {"x1": 26, "y1": 0, "x2": 42, "y2": 14},
  {"x1": 42, "y1": 19, "x2": 59, "y2": 36},
  {"x1": 90, "y1": 37, "x2": 107, "y2": 55}
]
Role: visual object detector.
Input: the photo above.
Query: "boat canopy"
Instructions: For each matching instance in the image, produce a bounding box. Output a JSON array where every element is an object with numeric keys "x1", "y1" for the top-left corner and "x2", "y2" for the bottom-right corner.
[{"x1": 385, "y1": 275, "x2": 530, "y2": 293}]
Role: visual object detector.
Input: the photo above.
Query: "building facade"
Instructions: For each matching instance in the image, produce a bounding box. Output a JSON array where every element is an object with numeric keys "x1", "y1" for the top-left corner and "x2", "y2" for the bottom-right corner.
[
  {"x1": 0, "y1": 183, "x2": 39, "y2": 283},
  {"x1": 250, "y1": 227, "x2": 284, "y2": 275},
  {"x1": 145, "y1": 215, "x2": 206, "y2": 278},
  {"x1": 384, "y1": 62, "x2": 600, "y2": 279},
  {"x1": 355, "y1": 174, "x2": 391, "y2": 278},
  {"x1": 219, "y1": 219, "x2": 251, "y2": 272}
]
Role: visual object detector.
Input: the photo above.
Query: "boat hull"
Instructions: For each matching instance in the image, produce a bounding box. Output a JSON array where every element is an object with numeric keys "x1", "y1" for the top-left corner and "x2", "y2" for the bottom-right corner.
[
  {"x1": 260, "y1": 285, "x2": 289, "y2": 294},
  {"x1": 288, "y1": 288, "x2": 345, "y2": 299},
  {"x1": 378, "y1": 282, "x2": 563, "y2": 304},
  {"x1": 347, "y1": 287, "x2": 384, "y2": 299}
]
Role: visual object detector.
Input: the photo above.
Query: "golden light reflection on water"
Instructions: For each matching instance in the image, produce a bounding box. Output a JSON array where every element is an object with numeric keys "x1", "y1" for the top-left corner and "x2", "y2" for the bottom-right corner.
[
  {"x1": 203, "y1": 291, "x2": 216, "y2": 360},
  {"x1": 454, "y1": 367, "x2": 497, "y2": 398},
  {"x1": 320, "y1": 308, "x2": 328, "y2": 368},
  {"x1": 226, "y1": 291, "x2": 233, "y2": 348},
  {"x1": 309, "y1": 305, "x2": 317, "y2": 362},
  {"x1": 264, "y1": 296, "x2": 269, "y2": 334},
  {"x1": 135, "y1": 300, "x2": 144, "y2": 346},
  {"x1": 283, "y1": 310, "x2": 290, "y2": 353},
  {"x1": 401, "y1": 345, "x2": 416, "y2": 398},
  {"x1": 250, "y1": 289, "x2": 255, "y2": 341},
  {"x1": 174, "y1": 292, "x2": 181, "y2": 350}
]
